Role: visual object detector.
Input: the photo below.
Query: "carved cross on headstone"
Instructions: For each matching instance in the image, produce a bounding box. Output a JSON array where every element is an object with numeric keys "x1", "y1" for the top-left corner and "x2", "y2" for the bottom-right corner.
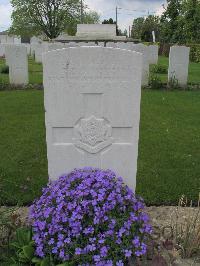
[{"x1": 52, "y1": 93, "x2": 133, "y2": 158}]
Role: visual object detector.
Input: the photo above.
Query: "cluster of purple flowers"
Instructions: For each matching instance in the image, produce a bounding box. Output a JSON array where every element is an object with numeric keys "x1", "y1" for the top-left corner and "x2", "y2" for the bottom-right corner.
[{"x1": 29, "y1": 168, "x2": 152, "y2": 265}]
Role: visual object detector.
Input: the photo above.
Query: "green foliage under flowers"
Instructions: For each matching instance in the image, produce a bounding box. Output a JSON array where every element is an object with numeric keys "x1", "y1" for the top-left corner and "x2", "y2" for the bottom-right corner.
[
  {"x1": 10, "y1": 227, "x2": 35, "y2": 265},
  {"x1": 189, "y1": 44, "x2": 200, "y2": 63},
  {"x1": 151, "y1": 64, "x2": 168, "y2": 75},
  {"x1": 168, "y1": 73, "x2": 180, "y2": 90},
  {"x1": 8, "y1": 227, "x2": 55, "y2": 266},
  {"x1": 149, "y1": 73, "x2": 163, "y2": 90}
]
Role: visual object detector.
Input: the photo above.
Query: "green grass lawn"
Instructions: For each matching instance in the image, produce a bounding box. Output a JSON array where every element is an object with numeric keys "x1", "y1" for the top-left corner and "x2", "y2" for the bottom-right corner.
[
  {"x1": 153, "y1": 56, "x2": 200, "y2": 83},
  {"x1": 0, "y1": 90, "x2": 199, "y2": 206},
  {"x1": 0, "y1": 55, "x2": 200, "y2": 86}
]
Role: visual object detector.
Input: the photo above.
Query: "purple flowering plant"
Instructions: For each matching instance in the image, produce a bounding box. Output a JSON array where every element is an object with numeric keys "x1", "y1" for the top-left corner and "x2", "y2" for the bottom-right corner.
[{"x1": 29, "y1": 168, "x2": 152, "y2": 265}]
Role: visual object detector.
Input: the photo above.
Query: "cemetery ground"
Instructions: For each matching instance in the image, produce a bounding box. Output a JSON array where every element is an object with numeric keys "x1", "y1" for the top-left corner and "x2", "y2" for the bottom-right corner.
[
  {"x1": 0, "y1": 90, "x2": 200, "y2": 265},
  {"x1": 0, "y1": 55, "x2": 200, "y2": 206},
  {"x1": 0, "y1": 54, "x2": 200, "y2": 265},
  {"x1": 1, "y1": 55, "x2": 200, "y2": 86}
]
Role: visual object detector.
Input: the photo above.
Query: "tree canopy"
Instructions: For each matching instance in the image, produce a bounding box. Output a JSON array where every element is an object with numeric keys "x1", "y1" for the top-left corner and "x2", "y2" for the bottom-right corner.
[
  {"x1": 131, "y1": 0, "x2": 200, "y2": 44},
  {"x1": 10, "y1": 0, "x2": 100, "y2": 39}
]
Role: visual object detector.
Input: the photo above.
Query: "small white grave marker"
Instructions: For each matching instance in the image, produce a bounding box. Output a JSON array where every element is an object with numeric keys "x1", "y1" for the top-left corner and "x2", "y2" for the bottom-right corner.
[
  {"x1": 148, "y1": 45, "x2": 159, "y2": 65},
  {"x1": 5, "y1": 45, "x2": 28, "y2": 85},
  {"x1": 168, "y1": 46, "x2": 190, "y2": 87}
]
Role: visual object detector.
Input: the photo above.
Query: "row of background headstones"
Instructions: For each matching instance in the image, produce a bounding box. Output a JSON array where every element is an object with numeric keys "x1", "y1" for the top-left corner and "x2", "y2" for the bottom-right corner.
[{"x1": 0, "y1": 40, "x2": 190, "y2": 87}]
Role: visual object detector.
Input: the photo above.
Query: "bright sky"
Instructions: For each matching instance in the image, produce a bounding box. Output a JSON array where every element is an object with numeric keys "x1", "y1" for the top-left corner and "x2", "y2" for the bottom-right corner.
[{"x1": 0, "y1": 0, "x2": 166, "y2": 32}]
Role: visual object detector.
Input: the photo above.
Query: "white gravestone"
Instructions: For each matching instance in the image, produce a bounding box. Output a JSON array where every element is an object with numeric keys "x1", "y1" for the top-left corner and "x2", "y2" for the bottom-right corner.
[
  {"x1": 115, "y1": 43, "x2": 130, "y2": 50},
  {"x1": 30, "y1": 36, "x2": 41, "y2": 44},
  {"x1": 24, "y1": 44, "x2": 31, "y2": 55},
  {"x1": 5, "y1": 36, "x2": 14, "y2": 44},
  {"x1": 77, "y1": 24, "x2": 116, "y2": 38},
  {"x1": 43, "y1": 47, "x2": 142, "y2": 191},
  {"x1": 5, "y1": 45, "x2": 28, "y2": 85},
  {"x1": 114, "y1": 43, "x2": 149, "y2": 86},
  {"x1": 168, "y1": 46, "x2": 190, "y2": 87},
  {"x1": 106, "y1": 42, "x2": 117, "y2": 48},
  {"x1": 5, "y1": 44, "x2": 14, "y2": 65},
  {"x1": 47, "y1": 43, "x2": 66, "y2": 51},
  {"x1": 0, "y1": 35, "x2": 7, "y2": 44},
  {"x1": 148, "y1": 45, "x2": 159, "y2": 65},
  {"x1": 30, "y1": 43, "x2": 37, "y2": 56},
  {"x1": 98, "y1": 42, "x2": 105, "y2": 47},
  {"x1": 34, "y1": 44, "x2": 43, "y2": 63},
  {"x1": 74, "y1": 42, "x2": 96, "y2": 47},
  {"x1": 14, "y1": 37, "x2": 21, "y2": 44},
  {"x1": 0, "y1": 44, "x2": 6, "y2": 57},
  {"x1": 132, "y1": 44, "x2": 149, "y2": 86}
]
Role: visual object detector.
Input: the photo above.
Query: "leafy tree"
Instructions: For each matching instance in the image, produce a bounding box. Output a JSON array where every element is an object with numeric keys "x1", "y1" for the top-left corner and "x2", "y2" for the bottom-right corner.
[
  {"x1": 131, "y1": 16, "x2": 160, "y2": 42},
  {"x1": 160, "y1": 0, "x2": 184, "y2": 43},
  {"x1": 66, "y1": 10, "x2": 100, "y2": 36},
  {"x1": 83, "y1": 11, "x2": 100, "y2": 24},
  {"x1": 142, "y1": 15, "x2": 160, "y2": 42},
  {"x1": 181, "y1": 0, "x2": 200, "y2": 43},
  {"x1": 131, "y1": 17, "x2": 145, "y2": 40},
  {"x1": 131, "y1": 0, "x2": 200, "y2": 44},
  {"x1": 102, "y1": 18, "x2": 116, "y2": 24},
  {"x1": 10, "y1": 0, "x2": 82, "y2": 39},
  {"x1": 102, "y1": 18, "x2": 126, "y2": 36}
]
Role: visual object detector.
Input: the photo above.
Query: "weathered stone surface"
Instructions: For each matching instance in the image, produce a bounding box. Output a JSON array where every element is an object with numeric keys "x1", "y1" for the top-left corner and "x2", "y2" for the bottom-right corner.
[
  {"x1": 5, "y1": 45, "x2": 28, "y2": 85},
  {"x1": 72, "y1": 42, "x2": 96, "y2": 47},
  {"x1": 148, "y1": 45, "x2": 159, "y2": 65},
  {"x1": 168, "y1": 46, "x2": 190, "y2": 86},
  {"x1": 97, "y1": 42, "x2": 105, "y2": 47},
  {"x1": 0, "y1": 35, "x2": 7, "y2": 44},
  {"x1": 5, "y1": 44, "x2": 14, "y2": 65},
  {"x1": 77, "y1": 24, "x2": 116, "y2": 38},
  {"x1": 14, "y1": 37, "x2": 21, "y2": 44},
  {"x1": 132, "y1": 44, "x2": 149, "y2": 86},
  {"x1": 0, "y1": 44, "x2": 6, "y2": 57},
  {"x1": 47, "y1": 43, "x2": 66, "y2": 51},
  {"x1": 24, "y1": 43, "x2": 31, "y2": 55},
  {"x1": 106, "y1": 42, "x2": 117, "y2": 48},
  {"x1": 30, "y1": 36, "x2": 41, "y2": 44},
  {"x1": 43, "y1": 47, "x2": 142, "y2": 191},
  {"x1": 34, "y1": 44, "x2": 43, "y2": 63},
  {"x1": 113, "y1": 43, "x2": 149, "y2": 86}
]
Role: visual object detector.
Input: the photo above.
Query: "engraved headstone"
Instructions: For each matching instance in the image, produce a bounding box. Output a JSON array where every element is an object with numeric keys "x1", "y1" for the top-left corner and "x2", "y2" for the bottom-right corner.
[
  {"x1": 5, "y1": 45, "x2": 28, "y2": 85},
  {"x1": 168, "y1": 46, "x2": 190, "y2": 87},
  {"x1": 43, "y1": 47, "x2": 143, "y2": 191}
]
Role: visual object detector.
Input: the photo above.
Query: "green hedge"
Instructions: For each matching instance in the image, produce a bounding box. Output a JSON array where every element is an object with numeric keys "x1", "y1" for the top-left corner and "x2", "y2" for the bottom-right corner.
[
  {"x1": 189, "y1": 44, "x2": 200, "y2": 63},
  {"x1": 159, "y1": 43, "x2": 200, "y2": 63}
]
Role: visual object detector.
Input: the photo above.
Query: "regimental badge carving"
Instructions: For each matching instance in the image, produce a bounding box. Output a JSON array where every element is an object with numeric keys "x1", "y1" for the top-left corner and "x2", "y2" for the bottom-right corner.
[{"x1": 74, "y1": 116, "x2": 113, "y2": 154}]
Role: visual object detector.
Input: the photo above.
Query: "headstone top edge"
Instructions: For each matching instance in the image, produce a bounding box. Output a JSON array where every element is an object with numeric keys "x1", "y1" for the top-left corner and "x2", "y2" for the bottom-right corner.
[{"x1": 43, "y1": 46, "x2": 143, "y2": 59}]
